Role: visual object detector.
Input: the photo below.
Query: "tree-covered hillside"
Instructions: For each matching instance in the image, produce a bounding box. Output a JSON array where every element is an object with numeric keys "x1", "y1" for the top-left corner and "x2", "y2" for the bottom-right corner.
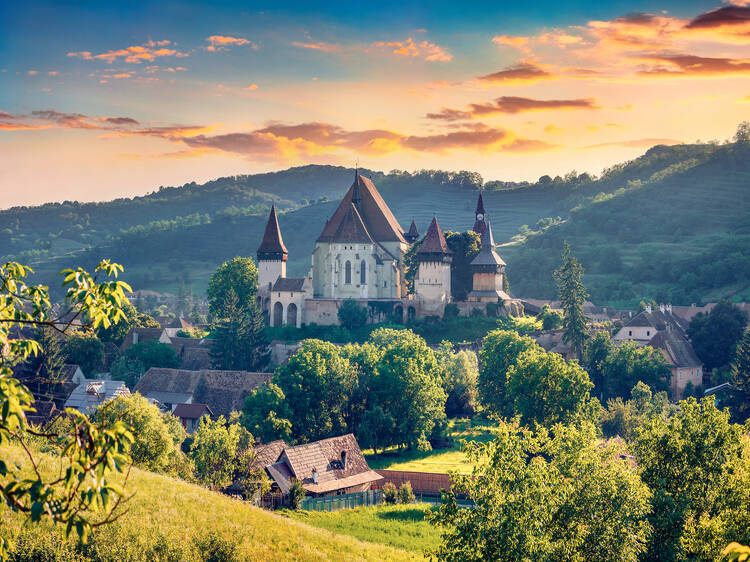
[{"x1": 5, "y1": 140, "x2": 750, "y2": 307}]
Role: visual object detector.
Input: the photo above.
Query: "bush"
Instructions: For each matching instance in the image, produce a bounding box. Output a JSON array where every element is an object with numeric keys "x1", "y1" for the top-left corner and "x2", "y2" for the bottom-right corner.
[
  {"x1": 443, "y1": 303, "x2": 459, "y2": 319},
  {"x1": 383, "y1": 482, "x2": 398, "y2": 504},
  {"x1": 193, "y1": 532, "x2": 240, "y2": 562},
  {"x1": 289, "y1": 478, "x2": 306, "y2": 510},
  {"x1": 398, "y1": 482, "x2": 416, "y2": 504},
  {"x1": 470, "y1": 307, "x2": 484, "y2": 317},
  {"x1": 337, "y1": 299, "x2": 368, "y2": 330}
]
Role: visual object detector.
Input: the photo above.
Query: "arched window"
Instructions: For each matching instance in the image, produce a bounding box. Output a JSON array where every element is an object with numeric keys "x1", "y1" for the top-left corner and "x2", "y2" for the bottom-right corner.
[
  {"x1": 345, "y1": 260, "x2": 352, "y2": 284},
  {"x1": 360, "y1": 260, "x2": 366, "y2": 285}
]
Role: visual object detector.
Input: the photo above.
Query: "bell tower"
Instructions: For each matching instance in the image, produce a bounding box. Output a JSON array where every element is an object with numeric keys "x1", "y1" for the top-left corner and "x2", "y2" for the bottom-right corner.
[
  {"x1": 415, "y1": 216, "x2": 452, "y2": 313},
  {"x1": 257, "y1": 205, "x2": 288, "y2": 295},
  {"x1": 472, "y1": 191, "x2": 487, "y2": 238}
]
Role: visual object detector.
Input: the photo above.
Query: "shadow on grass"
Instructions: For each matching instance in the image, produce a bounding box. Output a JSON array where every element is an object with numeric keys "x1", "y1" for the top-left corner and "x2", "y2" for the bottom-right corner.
[{"x1": 376, "y1": 507, "x2": 434, "y2": 522}]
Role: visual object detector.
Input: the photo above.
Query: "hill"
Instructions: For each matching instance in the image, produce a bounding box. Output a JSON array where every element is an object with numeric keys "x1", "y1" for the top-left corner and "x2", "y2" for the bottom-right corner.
[
  {"x1": 0, "y1": 445, "x2": 417, "y2": 561},
  {"x1": 5, "y1": 141, "x2": 750, "y2": 306}
]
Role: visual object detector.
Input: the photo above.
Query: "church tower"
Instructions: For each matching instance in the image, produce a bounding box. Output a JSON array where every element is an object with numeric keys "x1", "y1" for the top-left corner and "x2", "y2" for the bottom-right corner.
[
  {"x1": 416, "y1": 217, "x2": 452, "y2": 312},
  {"x1": 257, "y1": 205, "x2": 288, "y2": 294},
  {"x1": 472, "y1": 192, "x2": 487, "y2": 238},
  {"x1": 467, "y1": 219, "x2": 508, "y2": 303},
  {"x1": 405, "y1": 218, "x2": 420, "y2": 244}
]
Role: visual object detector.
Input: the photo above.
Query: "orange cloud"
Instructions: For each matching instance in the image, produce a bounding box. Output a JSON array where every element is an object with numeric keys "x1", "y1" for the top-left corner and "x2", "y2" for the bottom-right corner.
[
  {"x1": 292, "y1": 41, "x2": 341, "y2": 53},
  {"x1": 636, "y1": 53, "x2": 750, "y2": 77},
  {"x1": 427, "y1": 96, "x2": 598, "y2": 120},
  {"x1": 68, "y1": 41, "x2": 187, "y2": 63},
  {"x1": 206, "y1": 35, "x2": 256, "y2": 52},
  {"x1": 372, "y1": 37, "x2": 452, "y2": 62},
  {"x1": 478, "y1": 62, "x2": 556, "y2": 84}
]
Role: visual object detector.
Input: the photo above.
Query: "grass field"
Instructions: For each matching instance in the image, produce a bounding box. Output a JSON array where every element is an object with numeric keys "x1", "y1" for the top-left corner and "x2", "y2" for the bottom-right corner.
[
  {"x1": 365, "y1": 418, "x2": 500, "y2": 474},
  {"x1": 0, "y1": 445, "x2": 418, "y2": 561},
  {"x1": 283, "y1": 504, "x2": 442, "y2": 555}
]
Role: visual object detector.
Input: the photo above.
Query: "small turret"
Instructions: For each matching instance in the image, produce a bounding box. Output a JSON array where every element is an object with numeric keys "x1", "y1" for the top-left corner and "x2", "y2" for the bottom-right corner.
[
  {"x1": 415, "y1": 217, "x2": 452, "y2": 312},
  {"x1": 405, "y1": 218, "x2": 420, "y2": 244},
  {"x1": 472, "y1": 191, "x2": 487, "y2": 237},
  {"x1": 257, "y1": 205, "x2": 288, "y2": 294}
]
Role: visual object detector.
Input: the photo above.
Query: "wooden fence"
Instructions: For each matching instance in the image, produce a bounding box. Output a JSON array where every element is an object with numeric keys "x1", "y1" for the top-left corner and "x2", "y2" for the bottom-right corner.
[{"x1": 300, "y1": 489, "x2": 383, "y2": 512}]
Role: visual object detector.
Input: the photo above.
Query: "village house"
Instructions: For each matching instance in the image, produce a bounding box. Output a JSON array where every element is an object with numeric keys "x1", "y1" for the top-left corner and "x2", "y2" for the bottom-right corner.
[
  {"x1": 256, "y1": 171, "x2": 522, "y2": 327},
  {"x1": 64, "y1": 379, "x2": 131, "y2": 415},
  {"x1": 119, "y1": 327, "x2": 213, "y2": 369},
  {"x1": 613, "y1": 304, "x2": 703, "y2": 400},
  {"x1": 134, "y1": 367, "x2": 272, "y2": 417},
  {"x1": 172, "y1": 403, "x2": 213, "y2": 434},
  {"x1": 252, "y1": 434, "x2": 382, "y2": 497}
]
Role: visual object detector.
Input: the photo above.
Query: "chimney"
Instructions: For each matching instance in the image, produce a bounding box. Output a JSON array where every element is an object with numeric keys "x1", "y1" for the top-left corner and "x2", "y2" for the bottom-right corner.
[
  {"x1": 659, "y1": 304, "x2": 665, "y2": 313},
  {"x1": 133, "y1": 331, "x2": 139, "y2": 345},
  {"x1": 645, "y1": 304, "x2": 652, "y2": 313},
  {"x1": 666, "y1": 304, "x2": 672, "y2": 314},
  {"x1": 312, "y1": 467, "x2": 318, "y2": 484}
]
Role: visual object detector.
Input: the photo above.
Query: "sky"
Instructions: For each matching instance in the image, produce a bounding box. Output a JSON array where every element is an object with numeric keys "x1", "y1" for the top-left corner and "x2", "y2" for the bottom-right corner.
[{"x1": 1, "y1": 0, "x2": 749, "y2": 207}]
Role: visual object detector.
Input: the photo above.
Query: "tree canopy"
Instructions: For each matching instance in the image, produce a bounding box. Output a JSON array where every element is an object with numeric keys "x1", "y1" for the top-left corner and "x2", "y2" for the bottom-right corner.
[
  {"x1": 688, "y1": 299, "x2": 748, "y2": 371},
  {"x1": 206, "y1": 256, "x2": 259, "y2": 317},
  {"x1": 553, "y1": 241, "x2": 589, "y2": 357}
]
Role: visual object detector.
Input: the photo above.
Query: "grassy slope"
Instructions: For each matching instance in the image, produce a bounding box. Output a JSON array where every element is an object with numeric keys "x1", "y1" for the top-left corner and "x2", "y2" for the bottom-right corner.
[
  {"x1": 282, "y1": 504, "x2": 441, "y2": 555},
  {"x1": 0, "y1": 445, "x2": 417, "y2": 561}
]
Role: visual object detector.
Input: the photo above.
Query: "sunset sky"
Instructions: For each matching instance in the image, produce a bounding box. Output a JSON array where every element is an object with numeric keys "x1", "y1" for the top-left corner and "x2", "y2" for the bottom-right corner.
[{"x1": 1, "y1": 0, "x2": 749, "y2": 207}]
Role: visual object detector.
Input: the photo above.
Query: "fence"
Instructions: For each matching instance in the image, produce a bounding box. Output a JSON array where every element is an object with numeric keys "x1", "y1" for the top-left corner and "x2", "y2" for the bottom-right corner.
[
  {"x1": 300, "y1": 489, "x2": 383, "y2": 512},
  {"x1": 374, "y1": 470, "x2": 453, "y2": 495}
]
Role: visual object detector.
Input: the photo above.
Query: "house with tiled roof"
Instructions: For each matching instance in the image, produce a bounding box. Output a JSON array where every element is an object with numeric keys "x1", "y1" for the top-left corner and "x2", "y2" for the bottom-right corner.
[
  {"x1": 134, "y1": 367, "x2": 272, "y2": 416},
  {"x1": 119, "y1": 327, "x2": 170, "y2": 353},
  {"x1": 256, "y1": 171, "x2": 520, "y2": 327},
  {"x1": 64, "y1": 379, "x2": 131, "y2": 415},
  {"x1": 254, "y1": 434, "x2": 382, "y2": 497},
  {"x1": 172, "y1": 403, "x2": 212, "y2": 434},
  {"x1": 614, "y1": 304, "x2": 703, "y2": 399}
]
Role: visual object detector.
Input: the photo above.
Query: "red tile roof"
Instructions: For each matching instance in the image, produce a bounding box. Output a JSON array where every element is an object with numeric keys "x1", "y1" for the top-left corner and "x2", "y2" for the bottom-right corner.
[
  {"x1": 418, "y1": 217, "x2": 451, "y2": 255},
  {"x1": 172, "y1": 403, "x2": 213, "y2": 419},
  {"x1": 257, "y1": 205, "x2": 288, "y2": 257}
]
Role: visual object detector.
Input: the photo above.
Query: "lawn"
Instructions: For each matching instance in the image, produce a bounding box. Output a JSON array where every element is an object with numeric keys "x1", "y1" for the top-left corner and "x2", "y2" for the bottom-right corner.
[
  {"x1": 365, "y1": 418, "x2": 500, "y2": 475},
  {"x1": 283, "y1": 504, "x2": 442, "y2": 555},
  {"x1": 0, "y1": 445, "x2": 418, "y2": 561}
]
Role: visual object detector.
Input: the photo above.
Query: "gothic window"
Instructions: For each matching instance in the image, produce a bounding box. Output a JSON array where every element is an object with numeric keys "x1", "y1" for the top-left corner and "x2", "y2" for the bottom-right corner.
[
  {"x1": 345, "y1": 260, "x2": 352, "y2": 284},
  {"x1": 360, "y1": 260, "x2": 366, "y2": 284}
]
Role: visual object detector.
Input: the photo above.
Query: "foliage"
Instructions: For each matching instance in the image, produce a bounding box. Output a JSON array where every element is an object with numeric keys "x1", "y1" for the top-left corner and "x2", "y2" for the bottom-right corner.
[
  {"x1": 582, "y1": 330, "x2": 613, "y2": 399},
  {"x1": 735, "y1": 121, "x2": 750, "y2": 144},
  {"x1": 0, "y1": 259, "x2": 134, "y2": 556},
  {"x1": 241, "y1": 382, "x2": 292, "y2": 443},
  {"x1": 192, "y1": 532, "x2": 241, "y2": 562},
  {"x1": 338, "y1": 299, "x2": 368, "y2": 330},
  {"x1": 444, "y1": 230, "x2": 481, "y2": 301},
  {"x1": 601, "y1": 340, "x2": 672, "y2": 400},
  {"x1": 730, "y1": 327, "x2": 750, "y2": 422},
  {"x1": 63, "y1": 332, "x2": 105, "y2": 377},
  {"x1": 206, "y1": 257, "x2": 258, "y2": 317},
  {"x1": 600, "y1": 381, "x2": 675, "y2": 441},
  {"x1": 96, "y1": 300, "x2": 160, "y2": 346},
  {"x1": 537, "y1": 304, "x2": 563, "y2": 330},
  {"x1": 633, "y1": 397, "x2": 750, "y2": 561},
  {"x1": 430, "y1": 420, "x2": 651, "y2": 561},
  {"x1": 397, "y1": 482, "x2": 415, "y2": 504},
  {"x1": 438, "y1": 347, "x2": 478, "y2": 418},
  {"x1": 111, "y1": 340, "x2": 180, "y2": 388},
  {"x1": 94, "y1": 394, "x2": 187, "y2": 475},
  {"x1": 289, "y1": 478, "x2": 306, "y2": 510},
  {"x1": 553, "y1": 241, "x2": 589, "y2": 357},
  {"x1": 477, "y1": 329, "x2": 538, "y2": 417},
  {"x1": 688, "y1": 299, "x2": 749, "y2": 371},
  {"x1": 382, "y1": 482, "x2": 398, "y2": 505},
  {"x1": 505, "y1": 346, "x2": 595, "y2": 427},
  {"x1": 210, "y1": 289, "x2": 268, "y2": 371},
  {"x1": 189, "y1": 416, "x2": 253, "y2": 491}
]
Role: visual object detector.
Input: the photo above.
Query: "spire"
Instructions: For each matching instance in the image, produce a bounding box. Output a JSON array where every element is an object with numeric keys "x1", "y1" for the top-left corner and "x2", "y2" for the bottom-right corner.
[
  {"x1": 475, "y1": 191, "x2": 485, "y2": 215},
  {"x1": 257, "y1": 205, "x2": 288, "y2": 260},
  {"x1": 352, "y1": 168, "x2": 362, "y2": 207},
  {"x1": 405, "y1": 218, "x2": 420, "y2": 243},
  {"x1": 470, "y1": 219, "x2": 505, "y2": 267},
  {"x1": 418, "y1": 216, "x2": 452, "y2": 257},
  {"x1": 472, "y1": 191, "x2": 487, "y2": 236}
]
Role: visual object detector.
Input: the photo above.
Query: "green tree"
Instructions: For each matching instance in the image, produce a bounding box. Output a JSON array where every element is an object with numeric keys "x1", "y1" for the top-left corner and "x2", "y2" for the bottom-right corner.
[
  {"x1": 537, "y1": 304, "x2": 563, "y2": 330},
  {"x1": 553, "y1": 241, "x2": 589, "y2": 358},
  {"x1": 64, "y1": 332, "x2": 105, "y2": 377},
  {"x1": 430, "y1": 420, "x2": 651, "y2": 561},
  {"x1": 0, "y1": 259, "x2": 134, "y2": 556},
  {"x1": 337, "y1": 298, "x2": 368, "y2": 330},
  {"x1": 734, "y1": 121, "x2": 750, "y2": 144},
  {"x1": 206, "y1": 256, "x2": 259, "y2": 317},
  {"x1": 633, "y1": 397, "x2": 750, "y2": 560},
  {"x1": 729, "y1": 327, "x2": 750, "y2": 422},
  {"x1": 583, "y1": 330, "x2": 613, "y2": 400},
  {"x1": 189, "y1": 416, "x2": 243, "y2": 490},
  {"x1": 600, "y1": 381, "x2": 675, "y2": 442},
  {"x1": 241, "y1": 382, "x2": 293, "y2": 443},
  {"x1": 506, "y1": 347, "x2": 595, "y2": 427},
  {"x1": 444, "y1": 230, "x2": 481, "y2": 301},
  {"x1": 477, "y1": 329, "x2": 538, "y2": 417},
  {"x1": 95, "y1": 394, "x2": 188, "y2": 475},
  {"x1": 601, "y1": 340, "x2": 671, "y2": 400},
  {"x1": 112, "y1": 339, "x2": 180, "y2": 388},
  {"x1": 96, "y1": 300, "x2": 160, "y2": 346},
  {"x1": 210, "y1": 288, "x2": 269, "y2": 371},
  {"x1": 438, "y1": 346, "x2": 479, "y2": 417},
  {"x1": 688, "y1": 299, "x2": 749, "y2": 371}
]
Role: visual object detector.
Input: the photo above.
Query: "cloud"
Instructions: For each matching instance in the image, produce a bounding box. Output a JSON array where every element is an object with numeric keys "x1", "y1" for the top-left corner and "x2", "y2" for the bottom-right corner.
[
  {"x1": 637, "y1": 53, "x2": 750, "y2": 76},
  {"x1": 103, "y1": 116, "x2": 140, "y2": 125},
  {"x1": 67, "y1": 41, "x2": 187, "y2": 63},
  {"x1": 686, "y1": 6, "x2": 750, "y2": 28},
  {"x1": 426, "y1": 96, "x2": 598, "y2": 120},
  {"x1": 292, "y1": 41, "x2": 341, "y2": 53},
  {"x1": 244, "y1": 84, "x2": 259, "y2": 90},
  {"x1": 478, "y1": 62, "x2": 555, "y2": 84},
  {"x1": 27, "y1": 70, "x2": 39, "y2": 75},
  {"x1": 372, "y1": 37, "x2": 452, "y2": 62},
  {"x1": 206, "y1": 35, "x2": 256, "y2": 52}
]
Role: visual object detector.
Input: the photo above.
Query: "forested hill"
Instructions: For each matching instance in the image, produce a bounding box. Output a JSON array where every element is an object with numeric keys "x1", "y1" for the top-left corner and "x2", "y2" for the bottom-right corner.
[{"x1": 5, "y1": 141, "x2": 750, "y2": 307}]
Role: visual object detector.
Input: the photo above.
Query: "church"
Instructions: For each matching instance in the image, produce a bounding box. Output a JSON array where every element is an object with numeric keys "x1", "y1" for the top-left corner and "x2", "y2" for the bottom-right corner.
[{"x1": 256, "y1": 170, "x2": 520, "y2": 327}]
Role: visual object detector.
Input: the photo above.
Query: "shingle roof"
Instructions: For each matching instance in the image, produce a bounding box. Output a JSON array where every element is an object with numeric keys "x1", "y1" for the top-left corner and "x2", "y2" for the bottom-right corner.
[
  {"x1": 649, "y1": 330, "x2": 702, "y2": 369},
  {"x1": 257, "y1": 205, "x2": 288, "y2": 256},
  {"x1": 418, "y1": 217, "x2": 452, "y2": 255},
  {"x1": 470, "y1": 220, "x2": 505, "y2": 266},
  {"x1": 317, "y1": 171, "x2": 406, "y2": 244},
  {"x1": 64, "y1": 379, "x2": 131, "y2": 414},
  {"x1": 272, "y1": 277, "x2": 306, "y2": 292},
  {"x1": 134, "y1": 368, "x2": 272, "y2": 417},
  {"x1": 119, "y1": 327, "x2": 166, "y2": 353},
  {"x1": 172, "y1": 403, "x2": 213, "y2": 419},
  {"x1": 407, "y1": 219, "x2": 419, "y2": 239},
  {"x1": 331, "y1": 203, "x2": 375, "y2": 244},
  {"x1": 475, "y1": 192, "x2": 486, "y2": 215},
  {"x1": 625, "y1": 309, "x2": 688, "y2": 333},
  {"x1": 277, "y1": 433, "x2": 382, "y2": 494},
  {"x1": 252, "y1": 439, "x2": 288, "y2": 469}
]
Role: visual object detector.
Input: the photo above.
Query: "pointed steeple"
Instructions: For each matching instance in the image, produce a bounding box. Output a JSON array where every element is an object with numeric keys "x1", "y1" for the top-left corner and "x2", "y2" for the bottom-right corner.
[
  {"x1": 405, "y1": 218, "x2": 420, "y2": 243},
  {"x1": 473, "y1": 191, "x2": 487, "y2": 236},
  {"x1": 257, "y1": 205, "x2": 288, "y2": 261},
  {"x1": 475, "y1": 191, "x2": 485, "y2": 215},
  {"x1": 470, "y1": 219, "x2": 505, "y2": 267},
  {"x1": 352, "y1": 168, "x2": 363, "y2": 207},
  {"x1": 418, "y1": 217, "x2": 452, "y2": 260}
]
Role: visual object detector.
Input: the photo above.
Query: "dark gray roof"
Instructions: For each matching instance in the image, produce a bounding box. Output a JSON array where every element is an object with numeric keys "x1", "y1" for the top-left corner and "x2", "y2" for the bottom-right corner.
[
  {"x1": 649, "y1": 330, "x2": 702, "y2": 369},
  {"x1": 272, "y1": 277, "x2": 306, "y2": 292},
  {"x1": 625, "y1": 309, "x2": 688, "y2": 334},
  {"x1": 64, "y1": 379, "x2": 131, "y2": 414},
  {"x1": 470, "y1": 220, "x2": 506, "y2": 266}
]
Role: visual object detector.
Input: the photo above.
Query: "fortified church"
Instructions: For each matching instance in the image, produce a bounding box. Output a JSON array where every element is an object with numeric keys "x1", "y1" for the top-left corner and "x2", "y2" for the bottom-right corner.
[{"x1": 256, "y1": 171, "x2": 520, "y2": 327}]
